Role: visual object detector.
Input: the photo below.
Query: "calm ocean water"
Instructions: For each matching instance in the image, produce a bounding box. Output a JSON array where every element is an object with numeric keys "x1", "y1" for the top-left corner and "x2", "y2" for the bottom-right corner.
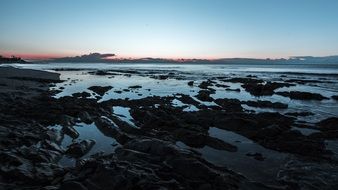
[{"x1": 8, "y1": 62, "x2": 338, "y2": 75}]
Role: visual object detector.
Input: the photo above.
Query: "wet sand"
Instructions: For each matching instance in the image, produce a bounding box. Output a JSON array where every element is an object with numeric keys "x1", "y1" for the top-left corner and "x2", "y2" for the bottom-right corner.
[{"x1": 0, "y1": 66, "x2": 60, "y2": 97}]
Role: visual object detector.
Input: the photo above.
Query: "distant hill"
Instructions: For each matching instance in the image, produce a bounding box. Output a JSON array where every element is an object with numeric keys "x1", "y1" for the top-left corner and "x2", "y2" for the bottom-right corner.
[
  {"x1": 0, "y1": 55, "x2": 27, "y2": 64},
  {"x1": 48, "y1": 53, "x2": 116, "y2": 63},
  {"x1": 4, "y1": 53, "x2": 338, "y2": 64},
  {"x1": 288, "y1": 56, "x2": 338, "y2": 64},
  {"x1": 41, "y1": 53, "x2": 338, "y2": 64}
]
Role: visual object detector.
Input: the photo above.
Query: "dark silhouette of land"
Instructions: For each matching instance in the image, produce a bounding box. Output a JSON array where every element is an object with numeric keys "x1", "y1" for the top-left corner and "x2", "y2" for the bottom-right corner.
[
  {"x1": 43, "y1": 53, "x2": 338, "y2": 64},
  {"x1": 0, "y1": 55, "x2": 27, "y2": 63},
  {"x1": 1, "y1": 53, "x2": 338, "y2": 65}
]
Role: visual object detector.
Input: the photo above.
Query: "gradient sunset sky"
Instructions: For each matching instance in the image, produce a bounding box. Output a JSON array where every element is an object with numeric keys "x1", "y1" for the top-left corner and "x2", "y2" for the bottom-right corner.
[{"x1": 1, "y1": 0, "x2": 338, "y2": 59}]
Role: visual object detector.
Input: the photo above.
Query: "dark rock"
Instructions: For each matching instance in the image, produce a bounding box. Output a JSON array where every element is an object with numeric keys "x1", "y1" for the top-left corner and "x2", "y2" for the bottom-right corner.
[
  {"x1": 246, "y1": 152, "x2": 265, "y2": 161},
  {"x1": 199, "y1": 80, "x2": 213, "y2": 89},
  {"x1": 317, "y1": 117, "x2": 338, "y2": 131},
  {"x1": 176, "y1": 94, "x2": 201, "y2": 107},
  {"x1": 110, "y1": 116, "x2": 141, "y2": 135},
  {"x1": 309, "y1": 130, "x2": 338, "y2": 140},
  {"x1": 60, "y1": 181, "x2": 88, "y2": 190},
  {"x1": 45, "y1": 129, "x2": 63, "y2": 144},
  {"x1": 95, "y1": 116, "x2": 131, "y2": 144},
  {"x1": 93, "y1": 70, "x2": 112, "y2": 76},
  {"x1": 214, "y1": 98, "x2": 242, "y2": 112},
  {"x1": 254, "y1": 126, "x2": 329, "y2": 157},
  {"x1": 214, "y1": 83, "x2": 230, "y2": 88},
  {"x1": 242, "y1": 82, "x2": 293, "y2": 96},
  {"x1": 277, "y1": 159, "x2": 338, "y2": 190},
  {"x1": 72, "y1": 91, "x2": 91, "y2": 98},
  {"x1": 174, "y1": 128, "x2": 237, "y2": 152},
  {"x1": 88, "y1": 86, "x2": 113, "y2": 96},
  {"x1": 78, "y1": 111, "x2": 93, "y2": 124},
  {"x1": 332, "y1": 95, "x2": 338, "y2": 100},
  {"x1": 65, "y1": 140, "x2": 96, "y2": 158},
  {"x1": 222, "y1": 77, "x2": 264, "y2": 84},
  {"x1": 276, "y1": 91, "x2": 329, "y2": 100},
  {"x1": 188, "y1": 81, "x2": 194, "y2": 86},
  {"x1": 62, "y1": 126, "x2": 79, "y2": 139},
  {"x1": 206, "y1": 136, "x2": 237, "y2": 152},
  {"x1": 158, "y1": 75, "x2": 169, "y2": 80},
  {"x1": 225, "y1": 88, "x2": 240, "y2": 92},
  {"x1": 253, "y1": 124, "x2": 289, "y2": 139},
  {"x1": 285, "y1": 79, "x2": 326, "y2": 84},
  {"x1": 41, "y1": 140, "x2": 65, "y2": 153},
  {"x1": 195, "y1": 90, "x2": 214, "y2": 102},
  {"x1": 243, "y1": 100, "x2": 288, "y2": 109},
  {"x1": 123, "y1": 138, "x2": 182, "y2": 157},
  {"x1": 59, "y1": 115, "x2": 76, "y2": 126},
  {"x1": 17, "y1": 145, "x2": 62, "y2": 163},
  {"x1": 128, "y1": 85, "x2": 142, "y2": 89},
  {"x1": 285, "y1": 112, "x2": 314, "y2": 117},
  {"x1": 95, "y1": 117, "x2": 119, "y2": 136}
]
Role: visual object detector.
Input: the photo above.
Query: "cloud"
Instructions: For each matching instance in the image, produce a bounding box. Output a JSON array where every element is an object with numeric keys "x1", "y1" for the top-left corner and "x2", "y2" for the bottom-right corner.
[{"x1": 49, "y1": 53, "x2": 116, "y2": 63}]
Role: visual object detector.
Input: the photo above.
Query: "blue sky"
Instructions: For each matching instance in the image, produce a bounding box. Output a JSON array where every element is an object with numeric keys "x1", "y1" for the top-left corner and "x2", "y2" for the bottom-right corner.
[{"x1": 0, "y1": 0, "x2": 338, "y2": 59}]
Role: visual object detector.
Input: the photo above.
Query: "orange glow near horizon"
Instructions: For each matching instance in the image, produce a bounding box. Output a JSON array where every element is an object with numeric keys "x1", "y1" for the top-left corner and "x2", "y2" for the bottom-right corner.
[
  {"x1": 1, "y1": 52, "x2": 221, "y2": 61},
  {"x1": 0, "y1": 52, "x2": 72, "y2": 60},
  {"x1": 0, "y1": 51, "x2": 291, "y2": 61}
]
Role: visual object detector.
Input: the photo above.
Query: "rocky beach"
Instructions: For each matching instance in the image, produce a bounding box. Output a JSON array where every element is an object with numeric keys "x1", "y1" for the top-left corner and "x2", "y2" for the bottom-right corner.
[{"x1": 0, "y1": 64, "x2": 338, "y2": 190}]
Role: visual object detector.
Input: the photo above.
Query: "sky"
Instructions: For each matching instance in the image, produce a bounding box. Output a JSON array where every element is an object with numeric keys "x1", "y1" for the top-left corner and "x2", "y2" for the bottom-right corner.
[{"x1": 1, "y1": 0, "x2": 338, "y2": 59}]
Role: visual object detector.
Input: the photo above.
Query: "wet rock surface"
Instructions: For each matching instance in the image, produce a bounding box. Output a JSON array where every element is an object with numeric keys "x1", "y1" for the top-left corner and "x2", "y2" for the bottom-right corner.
[
  {"x1": 277, "y1": 159, "x2": 338, "y2": 190},
  {"x1": 88, "y1": 86, "x2": 113, "y2": 96},
  {"x1": 221, "y1": 77, "x2": 294, "y2": 96},
  {"x1": 276, "y1": 91, "x2": 329, "y2": 100},
  {"x1": 195, "y1": 89, "x2": 214, "y2": 102},
  {"x1": 242, "y1": 100, "x2": 288, "y2": 109},
  {"x1": 1, "y1": 67, "x2": 338, "y2": 189},
  {"x1": 285, "y1": 112, "x2": 314, "y2": 117},
  {"x1": 242, "y1": 82, "x2": 294, "y2": 96},
  {"x1": 332, "y1": 95, "x2": 338, "y2": 100},
  {"x1": 65, "y1": 140, "x2": 96, "y2": 158}
]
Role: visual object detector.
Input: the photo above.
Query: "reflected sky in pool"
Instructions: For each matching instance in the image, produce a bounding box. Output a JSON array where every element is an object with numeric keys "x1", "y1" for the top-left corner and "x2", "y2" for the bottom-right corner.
[{"x1": 9, "y1": 63, "x2": 338, "y2": 123}]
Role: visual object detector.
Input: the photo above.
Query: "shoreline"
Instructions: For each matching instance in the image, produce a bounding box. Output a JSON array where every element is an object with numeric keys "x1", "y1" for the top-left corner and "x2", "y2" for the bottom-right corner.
[
  {"x1": 0, "y1": 66, "x2": 337, "y2": 189},
  {"x1": 4, "y1": 62, "x2": 338, "y2": 77}
]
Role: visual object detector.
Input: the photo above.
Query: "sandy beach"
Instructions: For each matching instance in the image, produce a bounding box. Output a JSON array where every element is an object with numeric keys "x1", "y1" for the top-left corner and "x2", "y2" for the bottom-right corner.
[{"x1": 0, "y1": 66, "x2": 60, "y2": 97}]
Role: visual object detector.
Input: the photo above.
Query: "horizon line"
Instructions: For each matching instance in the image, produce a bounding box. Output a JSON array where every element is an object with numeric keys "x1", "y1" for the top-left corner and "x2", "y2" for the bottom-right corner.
[{"x1": 1, "y1": 52, "x2": 338, "y2": 61}]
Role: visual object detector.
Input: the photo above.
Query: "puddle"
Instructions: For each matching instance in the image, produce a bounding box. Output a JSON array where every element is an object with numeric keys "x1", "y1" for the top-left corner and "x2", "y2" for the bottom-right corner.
[
  {"x1": 36, "y1": 63, "x2": 338, "y2": 123},
  {"x1": 112, "y1": 106, "x2": 137, "y2": 127},
  {"x1": 172, "y1": 99, "x2": 199, "y2": 112},
  {"x1": 172, "y1": 99, "x2": 185, "y2": 107},
  {"x1": 183, "y1": 105, "x2": 199, "y2": 112},
  {"x1": 49, "y1": 123, "x2": 119, "y2": 167},
  {"x1": 292, "y1": 127, "x2": 320, "y2": 136},
  {"x1": 177, "y1": 127, "x2": 289, "y2": 185},
  {"x1": 326, "y1": 140, "x2": 338, "y2": 160}
]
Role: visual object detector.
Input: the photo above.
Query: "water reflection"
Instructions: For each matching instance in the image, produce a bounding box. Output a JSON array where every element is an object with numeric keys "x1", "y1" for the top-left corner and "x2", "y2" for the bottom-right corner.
[
  {"x1": 49, "y1": 123, "x2": 118, "y2": 167},
  {"x1": 178, "y1": 127, "x2": 289, "y2": 185}
]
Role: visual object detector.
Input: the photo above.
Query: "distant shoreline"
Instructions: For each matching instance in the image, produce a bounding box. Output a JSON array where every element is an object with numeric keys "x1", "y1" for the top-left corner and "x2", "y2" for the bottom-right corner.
[{"x1": 2, "y1": 53, "x2": 338, "y2": 65}]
